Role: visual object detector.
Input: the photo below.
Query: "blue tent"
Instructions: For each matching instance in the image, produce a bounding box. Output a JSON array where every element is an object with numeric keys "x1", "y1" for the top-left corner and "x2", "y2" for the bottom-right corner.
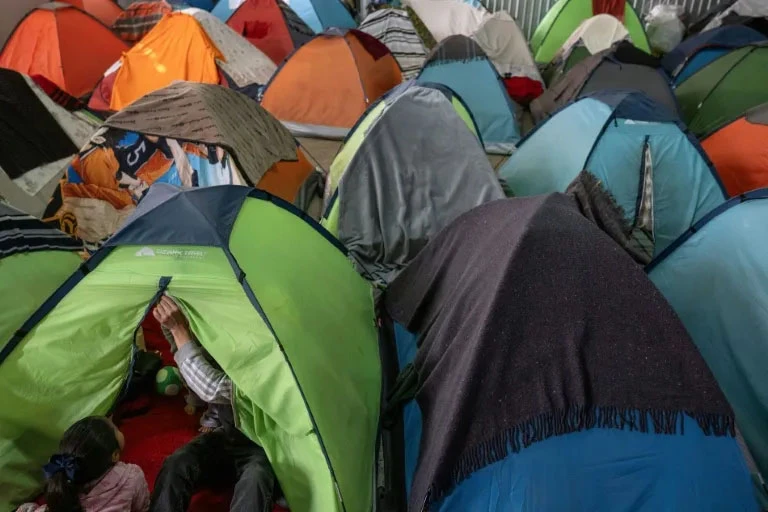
[
  {"x1": 181, "y1": 0, "x2": 217, "y2": 10},
  {"x1": 647, "y1": 189, "x2": 768, "y2": 485},
  {"x1": 662, "y1": 26, "x2": 766, "y2": 84},
  {"x1": 416, "y1": 35, "x2": 521, "y2": 154},
  {"x1": 211, "y1": 0, "x2": 237, "y2": 20},
  {"x1": 214, "y1": 0, "x2": 354, "y2": 31},
  {"x1": 279, "y1": 0, "x2": 355, "y2": 33},
  {"x1": 497, "y1": 89, "x2": 726, "y2": 259}
]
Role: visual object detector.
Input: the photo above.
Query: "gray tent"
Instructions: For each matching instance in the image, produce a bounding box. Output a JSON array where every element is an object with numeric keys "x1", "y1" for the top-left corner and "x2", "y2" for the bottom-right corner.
[
  {"x1": 531, "y1": 41, "x2": 677, "y2": 123},
  {"x1": 321, "y1": 81, "x2": 503, "y2": 285}
]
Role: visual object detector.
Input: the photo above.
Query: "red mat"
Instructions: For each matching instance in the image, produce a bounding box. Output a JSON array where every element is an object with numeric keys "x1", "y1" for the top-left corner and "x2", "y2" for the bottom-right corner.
[{"x1": 114, "y1": 314, "x2": 287, "y2": 511}]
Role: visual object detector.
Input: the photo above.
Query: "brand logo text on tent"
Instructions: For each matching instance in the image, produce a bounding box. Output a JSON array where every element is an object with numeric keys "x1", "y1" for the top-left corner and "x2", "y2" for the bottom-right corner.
[{"x1": 135, "y1": 247, "x2": 206, "y2": 259}]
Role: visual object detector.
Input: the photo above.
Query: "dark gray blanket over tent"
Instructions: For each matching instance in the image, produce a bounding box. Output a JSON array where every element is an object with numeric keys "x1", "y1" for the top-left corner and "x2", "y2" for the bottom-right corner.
[
  {"x1": 335, "y1": 82, "x2": 503, "y2": 285},
  {"x1": 531, "y1": 41, "x2": 676, "y2": 123},
  {"x1": 384, "y1": 193, "x2": 735, "y2": 510}
]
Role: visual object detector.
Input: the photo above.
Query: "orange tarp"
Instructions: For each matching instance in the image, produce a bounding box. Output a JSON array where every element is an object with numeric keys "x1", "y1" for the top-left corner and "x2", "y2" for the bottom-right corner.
[
  {"x1": 61, "y1": 0, "x2": 123, "y2": 26},
  {"x1": 703, "y1": 119, "x2": 768, "y2": 197},
  {"x1": 110, "y1": 13, "x2": 224, "y2": 110},
  {"x1": 0, "y1": 4, "x2": 128, "y2": 97},
  {"x1": 261, "y1": 30, "x2": 401, "y2": 129},
  {"x1": 258, "y1": 147, "x2": 315, "y2": 202}
]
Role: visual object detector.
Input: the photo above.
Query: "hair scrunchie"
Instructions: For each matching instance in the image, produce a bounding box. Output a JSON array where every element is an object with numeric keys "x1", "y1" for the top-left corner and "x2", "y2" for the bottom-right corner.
[{"x1": 43, "y1": 454, "x2": 79, "y2": 482}]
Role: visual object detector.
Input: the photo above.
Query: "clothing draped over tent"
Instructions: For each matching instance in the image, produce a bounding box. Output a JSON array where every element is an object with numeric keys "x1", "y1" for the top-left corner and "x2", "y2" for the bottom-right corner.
[
  {"x1": 0, "y1": 203, "x2": 81, "y2": 257},
  {"x1": 532, "y1": 42, "x2": 676, "y2": 122},
  {"x1": 385, "y1": 193, "x2": 737, "y2": 510},
  {"x1": 359, "y1": 9, "x2": 427, "y2": 79},
  {"x1": 0, "y1": 69, "x2": 77, "y2": 181},
  {"x1": 323, "y1": 81, "x2": 502, "y2": 284},
  {"x1": 44, "y1": 82, "x2": 302, "y2": 244},
  {"x1": 0, "y1": 69, "x2": 99, "y2": 217}
]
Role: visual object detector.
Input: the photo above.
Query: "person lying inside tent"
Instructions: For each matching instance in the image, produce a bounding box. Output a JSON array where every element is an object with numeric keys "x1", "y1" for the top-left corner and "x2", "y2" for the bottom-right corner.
[{"x1": 150, "y1": 295, "x2": 280, "y2": 512}]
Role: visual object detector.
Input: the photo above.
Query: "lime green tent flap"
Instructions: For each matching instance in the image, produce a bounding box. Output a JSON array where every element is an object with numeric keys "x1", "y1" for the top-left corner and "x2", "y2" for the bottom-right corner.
[
  {"x1": 0, "y1": 251, "x2": 81, "y2": 343},
  {"x1": 230, "y1": 199, "x2": 380, "y2": 512},
  {"x1": 676, "y1": 45, "x2": 768, "y2": 138},
  {"x1": 531, "y1": 0, "x2": 649, "y2": 63},
  {"x1": 328, "y1": 101, "x2": 388, "y2": 201},
  {"x1": 0, "y1": 186, "x2": 380, "y2": 512},
  {"x1": 0, "y1": 256, "x2": 165, "y2": 508}
]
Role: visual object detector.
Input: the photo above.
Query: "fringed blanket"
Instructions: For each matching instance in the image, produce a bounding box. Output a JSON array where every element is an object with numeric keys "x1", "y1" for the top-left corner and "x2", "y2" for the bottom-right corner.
[{"x1": 385, "y1": 193, "x2": 735, "y2": 510}]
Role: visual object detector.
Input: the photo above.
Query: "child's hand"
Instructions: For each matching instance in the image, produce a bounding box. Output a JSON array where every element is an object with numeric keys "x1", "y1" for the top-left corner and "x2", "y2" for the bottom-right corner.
[{"x1": 153, "y1": 296, "x2": 192, "y2": 347}]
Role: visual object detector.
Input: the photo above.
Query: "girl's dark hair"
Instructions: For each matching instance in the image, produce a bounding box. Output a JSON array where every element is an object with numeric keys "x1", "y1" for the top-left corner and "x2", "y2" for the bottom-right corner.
[{"x1": 46, "y1": 417, "x2": 119, "y2": 512}]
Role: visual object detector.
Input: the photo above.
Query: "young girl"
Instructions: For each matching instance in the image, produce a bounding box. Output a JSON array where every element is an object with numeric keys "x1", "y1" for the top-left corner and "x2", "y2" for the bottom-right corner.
[{"x1": 17, "y1": 416, "x2": 149, "y2": 512}]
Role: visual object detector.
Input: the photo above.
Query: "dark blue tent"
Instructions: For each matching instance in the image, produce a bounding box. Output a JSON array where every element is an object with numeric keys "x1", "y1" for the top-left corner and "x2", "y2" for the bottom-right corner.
[{"x1": 663, "y1": 26, "x2": 767, "y2": 84}]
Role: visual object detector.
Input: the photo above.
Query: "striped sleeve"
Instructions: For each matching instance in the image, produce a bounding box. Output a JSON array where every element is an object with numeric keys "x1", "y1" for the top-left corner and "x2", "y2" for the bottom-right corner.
[{"x1": 174, "y1": 342, "x2": 232, "y2": 405}]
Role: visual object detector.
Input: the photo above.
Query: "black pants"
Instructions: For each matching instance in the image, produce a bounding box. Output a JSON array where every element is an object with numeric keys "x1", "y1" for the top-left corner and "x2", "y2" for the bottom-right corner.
[{"x1": 150, "y1": 428, "x2": 277, "y2": 512}]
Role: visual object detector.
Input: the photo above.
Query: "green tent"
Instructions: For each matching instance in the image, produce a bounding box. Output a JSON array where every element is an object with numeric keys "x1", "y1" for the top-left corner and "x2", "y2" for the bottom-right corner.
[
  {"x1": 530, "y1": 0, "x2": 649, "y2": 64},
  {"x1": 0, "y1": 185, "x2": 380, "y2": 512},
  {"x1": 676, "y1": 44, "x2": 768, "y2": 138},
  {"x1": 0, "y1": 202, "x2": 82, "y2": 348}
]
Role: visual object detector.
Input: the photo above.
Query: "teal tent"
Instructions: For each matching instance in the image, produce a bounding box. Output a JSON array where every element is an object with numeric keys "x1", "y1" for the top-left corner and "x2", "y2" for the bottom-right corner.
[
  {"x1": 498, "y1": 90, "x2": 726, "y2": 261},
  {"x1": 648, "y1": 189, "x2": 768, "y2": 483}
]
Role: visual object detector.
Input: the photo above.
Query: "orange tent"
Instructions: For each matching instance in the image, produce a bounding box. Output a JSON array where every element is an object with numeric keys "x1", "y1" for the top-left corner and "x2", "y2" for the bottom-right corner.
[
  {"x1": 223, "y1": 0, "x2": 314, "y2": 64},
  {"x1": 261, "y1": 29, "x2": 402, "y2": 139},
  {"x1": 109, "y1": 12, "x2": 224, "y2": 110},
  {"x1": 61, "y1": 0, "x2": 123, "y2": 26},
  {"x1": 702, "y1": 103, "x2": 768, "y2": 197},
  {"x1": 0, "y1": 3, "x2": 128, "y2": 98}
]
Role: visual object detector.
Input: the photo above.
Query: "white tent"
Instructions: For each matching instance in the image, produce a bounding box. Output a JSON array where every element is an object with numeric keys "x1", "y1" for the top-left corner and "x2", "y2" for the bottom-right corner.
[
  {"x1": 404, "y1": 0, "x2": 541, "y2": 84},
  {"x1": 554, "y1": 14, "x2": 629, "y2": 60},
  {"x1": 473, "y1": 11, "x2": 542, "y2": 83},
  {"x1": 404, "y1": 0, "x2": 488, "y2": 41}
]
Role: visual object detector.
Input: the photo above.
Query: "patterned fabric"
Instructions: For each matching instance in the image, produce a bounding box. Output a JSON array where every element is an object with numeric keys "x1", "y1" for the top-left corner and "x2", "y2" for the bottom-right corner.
[
  {"x1": 0, "y1": 69, "x2": 78, "y2": 180},
  {"x1": 30, "y1": 75, "x2": 89, "y2": 112},
  {"x1": 627, "y1": 139, "x2": 655, "y2": 261},
  {"x1": 360, "y1": 9, "x2": 427, "y2": 78},
  {"x1": 385, "y1": 194, "x2": 736, "y2": 509},
  {"x1": 175, "y1": 341, "x2": 233, "y2": 405},
  {"x1": 0, "y1": 202, "x2": 81, "y2": 257},
  {"x1": 405, "y1": 6, "x2": 437, "y2": 50},
  {"x1": 104, "y1": 82, "x2": 296, "y2": 185},
  {"x1": 185, "y1": 8, "x2": 277, "y2": 87},
  {"x1": 112, "y1": 1, "x2": 174, "y2": 43},
  {"x1": 423, "y1": 33, "x2": 485, "y2": 66}
]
